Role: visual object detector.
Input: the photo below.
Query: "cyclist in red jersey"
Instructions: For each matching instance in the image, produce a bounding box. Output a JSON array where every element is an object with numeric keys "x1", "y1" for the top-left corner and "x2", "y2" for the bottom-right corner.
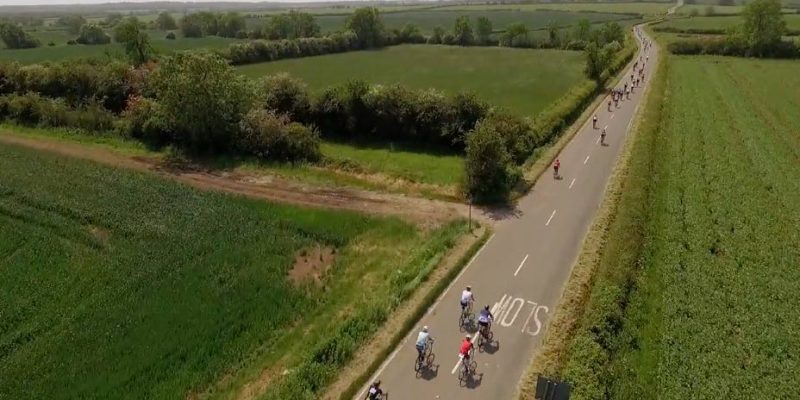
[
  {"x1": 553, "y1": 159, "x2": 561, "y2": 179},
  {"x1": 460, "y1": 335, "x2": 474, "y2": 359}
]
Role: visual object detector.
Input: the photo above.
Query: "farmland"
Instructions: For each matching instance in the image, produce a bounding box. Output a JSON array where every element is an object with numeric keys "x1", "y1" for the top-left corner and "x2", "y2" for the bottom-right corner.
[
  {"x1": 437, "y1": 2, "x2": 672, "y2": 15},
  {"x1": 0, "y1": 141, "x2": 467, "y2": 399},
  {"x1": 237, "y1": 44, "x2": 588, "y2": 117},
  {"x1": 293, "y1": 9, "x2": 636, "y2": 33},
  {"x1": 656, "y1": 13, "x2": 800, "y2": 31},
  {"x1": 598, "y1": 56, "x2": 800, "y2": 398},
  {"x1": 0, "y1": 30, "x2": 241, "y2": 64}
]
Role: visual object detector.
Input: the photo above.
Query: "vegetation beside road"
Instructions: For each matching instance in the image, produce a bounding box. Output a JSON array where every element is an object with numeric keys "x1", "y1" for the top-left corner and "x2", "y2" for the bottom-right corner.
[{"x1": 0, "y1": 140, "x2": 468, "y2": 400}]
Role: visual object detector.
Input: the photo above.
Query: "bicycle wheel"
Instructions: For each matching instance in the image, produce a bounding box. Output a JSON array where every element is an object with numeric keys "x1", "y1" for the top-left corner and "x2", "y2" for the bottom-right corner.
[
  {"x1": 414, "y1": 357, "x2": 422, "y2": 373},
  {"x1": 425, "y1": 353, "x2": 435, "y2": 367}
]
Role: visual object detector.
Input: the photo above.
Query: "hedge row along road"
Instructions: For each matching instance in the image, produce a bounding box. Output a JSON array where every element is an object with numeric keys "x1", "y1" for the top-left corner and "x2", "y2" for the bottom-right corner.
[{"x1": 356, "y1": 28, "x2": 658, "y2": 399}]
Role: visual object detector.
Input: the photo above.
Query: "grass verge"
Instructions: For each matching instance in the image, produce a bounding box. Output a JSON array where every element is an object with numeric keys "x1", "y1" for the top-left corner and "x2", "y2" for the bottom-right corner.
[{"x1": 516, "y1": 29, "x2": 666, "y2": 399}]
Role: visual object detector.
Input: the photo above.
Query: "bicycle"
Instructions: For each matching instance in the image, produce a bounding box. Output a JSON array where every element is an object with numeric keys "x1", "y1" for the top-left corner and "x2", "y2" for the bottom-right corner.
[
  {"x1": 459, "y1": 301, "x2": 474, "y2": 330},
  {"x1": 458, "y1": 349, "x2": 476, "y2": 385},
  {"x1": 477, "y1": 322, "x2": 494, "y2": 351},
  {"x1": 414, "y1": 338, "x2": 435, "y2": 375}
]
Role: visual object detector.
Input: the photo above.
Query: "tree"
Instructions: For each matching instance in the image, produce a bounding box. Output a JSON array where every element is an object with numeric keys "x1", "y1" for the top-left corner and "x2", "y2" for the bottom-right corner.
[
  {"x1": 258, "y1": 73, "x2": 311, "y2": 121},
  {"x1": 398, "y1": 24, "x2": 424, "y2": 43},
  {"x1": 0, "y1": 23, "x2": 40, "y2": 49},
  {"x1": 704, "y1": 6, "x2": 717, "y2": 16},
  {"x1": 57, "y1": 15, "x2": 87, "y2": 34},
  {"x1": 464, "y1": 121, "x2": 518, "y2": 204},
  {"x1": 113, "y1": 17, "x2": 152, "y2": 66},
  {"x1": 104, "y1": 13, "x2": 123, "y2": 27},
  {"x1": 76, "y1": 24, "x2": 111, "y2": 45},
  {"x1": 740, "y1": 0, "x2": 786, "y2": 55},
  {"x1": 428, "y1": 25, "x2": 445, "y2": 44},
  {"x1": 500, "y1": 23, "x2": 528, "y2": 47},
  {"x1": 476, "y1": 16, "x2": 493, "y2": 45},
  {"x1": 718, "y1": 0, "x2": 735, "y2": 6},
  {"x1": 156, "y1": 12, "x2": 177, "y2": 30},
  {"x1": 584, "y1": 42, "x2": 604, "y2": 81},
  {"x1": 453, "y1": 16, "x2": 474, "y2": 45},
  {"x1": 547, "y1": 21, "x2": 560, "y2": 47},
  {"x1": 152, "y1": 52, "x2": 253, "y2": 153},
  {"x1": 598, "y1": 21, "x2": 624, "y2": 45},
  {"x1": 345, "y1": 7, "x2": 385, "y2": 48},
  {"x1": 180, "y1": 14, "x2": 204, "y2": 38},
  {"x1": 573, "y1": 19, "x2": 592, "y2": 42},
  {"x1": 218, "y1": 12, "x2": 245, "y2": 38},
  {"x1": 264, "y1": 11, "x2": 319, "y2": 39}
]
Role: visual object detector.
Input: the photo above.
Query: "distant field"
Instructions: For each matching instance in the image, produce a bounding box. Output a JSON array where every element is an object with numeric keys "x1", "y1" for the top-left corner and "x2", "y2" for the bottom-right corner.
[
  {"x1": 0, "y1": 140, "x2": 466, "y2": 399},
  {"x1": 0, "y1": 30, "x2": 241, "y2": 64},
  {"x1": 237, "y1": 44, "x2": 587, "y2": 117},
  {"x1": 607, "y1": 56, "x2": 800, "y2": 398},
  {"x1": 246, "y1": 9, "x2": 638, "y2": 33},
  {"x1": 657, "y1": 14, "x2": 800, "y2": 30},
  {"x1": 437, "y1": 2, "x2": 672, "y2": 15}
]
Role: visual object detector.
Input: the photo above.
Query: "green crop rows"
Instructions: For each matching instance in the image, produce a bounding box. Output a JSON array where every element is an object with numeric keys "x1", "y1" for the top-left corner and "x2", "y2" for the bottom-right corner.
[
  {"x1": 610, "y1": 56, "x2": 800, "y2": 398},
  {"x1": 0, "y1": 142, "x2": 466, "y2": 399}
]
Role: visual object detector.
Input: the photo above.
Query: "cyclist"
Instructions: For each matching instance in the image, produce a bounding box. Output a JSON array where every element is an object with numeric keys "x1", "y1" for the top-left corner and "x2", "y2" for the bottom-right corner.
[
  {"x1": 607, "y1": 99, "x2": 612, "y2": 111},
  {"x1": 601, "y1": 128, "x2": 607, "y2": 145},
  {"x1": 478, "y1": 305, "x2": 494, "y2": 338},
  {"x1": 592, "y1": 114, "x2": 598, "y2": 129},
  {"x1": 367, "y1": 380, "x2": 383, "y2": 400},
  {"x1": 460, "y1": 334, "x2": 474, "y2": 362},
  {"x1": 416, "y1": 326, "x2": 431, "y2": 361},
  {"x1": 460, "y1": 286, "x2": 474, "y2": 313},
  {"x1": 553, "y1": 159, "x2": 560, "y2": 178}
]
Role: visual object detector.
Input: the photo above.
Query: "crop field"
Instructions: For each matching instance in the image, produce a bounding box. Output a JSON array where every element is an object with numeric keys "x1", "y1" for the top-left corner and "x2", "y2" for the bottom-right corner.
[
  {"x1": 238, "y1": 44, "x2": 587, "y2": 117},
  {"x1": 437, "y1": 2, "x2": 672, "y2": 15},
  {"x1": 0, "y1": 141, "x2": 467, "y2": 399},
  {"x1": 300, "y1": 9, "x2": 635, "y2": 33},
  {"x1": 608, "y1": 56, "x2": 800, "y2": 398},
  {"x1": 657, "y1": 14, "x2": 800, "y2": 30},
  {"x1": 0, "y1": 30, "x2": 241, "y2": 64}
]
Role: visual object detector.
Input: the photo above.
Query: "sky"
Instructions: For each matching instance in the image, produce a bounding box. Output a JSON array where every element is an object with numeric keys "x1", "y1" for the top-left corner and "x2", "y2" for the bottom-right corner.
[{"x1": 0, "y1": 0, "x2": 367, "y2": 7}]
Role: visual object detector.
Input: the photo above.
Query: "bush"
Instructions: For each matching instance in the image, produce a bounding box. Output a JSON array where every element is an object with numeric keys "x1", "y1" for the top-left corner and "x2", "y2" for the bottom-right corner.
[
  {"x1": 165, "y1": 32, "x2": 176, "y2": 40},
  {"x1": 76, "y1": 24, "x2": 111, "y2": 45},
  {"x1": 478, "y1": 112, "x2": 536, "y2": 164},
  {"x1": 0, "y1": 93, "x2": 114, "y2": 132},
  {"x1": 258, "y1": 73, "x2": 312, "y2": 121},
  {"x1": 236, "y1": 109, "x2": 321, "y2": 162},
  {"x1": 226, "y1": 32, "x2": 359, "y2": 65},
  {"x1": 464, "y1": 121, "x2": 520, "y2": 204},
  {"x1": 118, "y1": 95, "x2": 171, "y2": 144}
]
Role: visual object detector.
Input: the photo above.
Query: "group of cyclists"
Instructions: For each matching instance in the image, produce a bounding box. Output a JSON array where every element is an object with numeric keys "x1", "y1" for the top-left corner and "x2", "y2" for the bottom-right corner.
[
  {"x1": 365, "y1": 286, "x2": 494, "y2": 399},
  {"x1": 368, "y1": 28, "x2": 652, "y2": 400},
  {"x1": 556, "y1": 27, "x2": 651, "y2": 181}
]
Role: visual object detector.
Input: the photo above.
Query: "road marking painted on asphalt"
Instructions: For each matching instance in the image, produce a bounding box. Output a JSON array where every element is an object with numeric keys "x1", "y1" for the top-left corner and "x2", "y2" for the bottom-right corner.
[
  {"x1": 545, "y1": 209, "x2": 557, "y2": 226},
  {"x1": 569, "y1": 178, "x2": 576, "y2": 189},
  {"x1": 584, "y1": 155, "x2": 590, "y2": 164},
  {"x1": 451, "y1": 301, "x2": 501, "y2": 374},
  {"x1": 610, "y1": 114, "x2": 615, "y2": 120},
  {"x1": 494, "y1": 294, "x2": 550, "y2": 337},
  {"x1": 358, "y1": 233, "x2": 495, "y2": 399},
  {"x1": 513, "y1": 254, "x2": 529, "y2": 276}
]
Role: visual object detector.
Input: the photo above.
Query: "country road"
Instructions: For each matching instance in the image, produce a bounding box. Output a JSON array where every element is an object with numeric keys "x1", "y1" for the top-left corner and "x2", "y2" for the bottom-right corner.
[{"x1": 357, "y1": 28, "x2": 658, "y2": 400}]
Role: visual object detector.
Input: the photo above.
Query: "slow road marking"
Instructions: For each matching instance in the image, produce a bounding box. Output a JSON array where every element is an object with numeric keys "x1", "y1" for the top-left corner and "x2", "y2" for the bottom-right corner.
[
  {"x1": 569, "y1": 178, "x2": 576, "y2": 189},
  {"x1": 584, "y1": 155, "x2": 590, "y2": 164}
]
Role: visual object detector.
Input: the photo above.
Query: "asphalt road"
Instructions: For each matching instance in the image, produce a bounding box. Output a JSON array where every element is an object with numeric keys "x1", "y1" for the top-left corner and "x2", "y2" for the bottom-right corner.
[{"x1": 358, "y1": 29, "x2": 657, "y2": 400}]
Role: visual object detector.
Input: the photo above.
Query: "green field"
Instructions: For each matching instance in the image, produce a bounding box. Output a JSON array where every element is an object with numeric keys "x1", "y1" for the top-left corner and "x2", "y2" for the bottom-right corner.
[
  {"x1": 321, "y1": 141, "x2": 464, "y2": 186},
  {"x1": 604, "y1": 56, "x2": 800, "y2": 398},
  {"x1": 437, "y1": 2, "x2": 672, "y2": 15},
  {"x1": 0, "y1": 29, "x2": 241, "y2": 64},
  {"x1": 288, "y1": 9, "x2": 636, "y2": 33},
  {"x1": 0, "y1": 141, "x2": 466, "y2": 399},
  {"x1": 657, "y1": 13, "x2": 800, "y2": 30},
  {"x1": 237, "y1": 44, "x2": 587, "y2": 117}
]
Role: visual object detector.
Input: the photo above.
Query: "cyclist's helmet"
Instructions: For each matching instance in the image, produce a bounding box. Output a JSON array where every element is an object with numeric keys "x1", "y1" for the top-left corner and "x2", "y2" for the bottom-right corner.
[
  {"x1": 466, "y1": 286, "x2": 471, "y2": 291},
  {"x1": 484, "y1": 305, "x2": 490, "y2": 311},
  {"x1": 465, "y1": 334, "x2": 471, "y2": 339},
  {"x1": 422, "y1": 326, "x2": 428, "y2": 332},
  {"x1": 373, "y1": 380, "x2": 381, "y2": 386}
]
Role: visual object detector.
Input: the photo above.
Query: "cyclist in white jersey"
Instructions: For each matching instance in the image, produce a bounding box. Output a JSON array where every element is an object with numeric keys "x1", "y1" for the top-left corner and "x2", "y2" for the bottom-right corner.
[{"x1": 460, "y1": 286, "x2": 474, "y2": 311}]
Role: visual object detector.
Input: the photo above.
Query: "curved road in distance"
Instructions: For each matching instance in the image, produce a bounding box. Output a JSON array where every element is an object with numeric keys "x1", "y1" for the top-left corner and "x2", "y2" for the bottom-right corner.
[{"x1": 357, "y1": 28, "x2": 658, "y2": 400}]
